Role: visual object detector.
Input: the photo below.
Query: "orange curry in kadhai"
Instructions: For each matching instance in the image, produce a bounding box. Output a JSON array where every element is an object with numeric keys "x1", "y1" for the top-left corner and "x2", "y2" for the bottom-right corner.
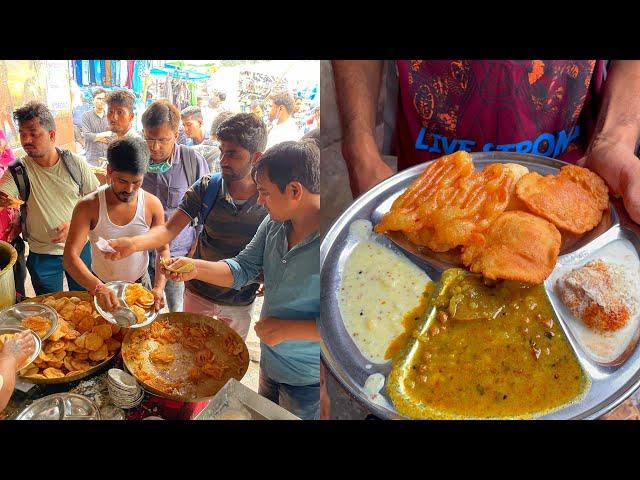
[{"x1": 388, "y1": 269, "x2": 589, "y2": 419}]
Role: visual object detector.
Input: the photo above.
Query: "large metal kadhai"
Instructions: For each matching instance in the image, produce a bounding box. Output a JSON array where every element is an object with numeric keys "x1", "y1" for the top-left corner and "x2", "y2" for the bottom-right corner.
[
  {"x1": 121, "y1": 312, "x2": 250, "y2": 402},
  {"x1": 320, "y1": 152, "x2": 640, "y2": 419}
]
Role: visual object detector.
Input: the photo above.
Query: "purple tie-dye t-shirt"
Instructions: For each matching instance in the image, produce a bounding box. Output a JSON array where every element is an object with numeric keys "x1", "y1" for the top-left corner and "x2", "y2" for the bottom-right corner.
[{"x1": 393, "y1": 60, "x2": 606, "y2": 171}]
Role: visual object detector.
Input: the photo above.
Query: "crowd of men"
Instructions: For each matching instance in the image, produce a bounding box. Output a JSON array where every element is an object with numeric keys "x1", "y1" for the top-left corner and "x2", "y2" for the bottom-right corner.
[{"x1": 0, "y1": 87, "x2": 320, "y2": 419}]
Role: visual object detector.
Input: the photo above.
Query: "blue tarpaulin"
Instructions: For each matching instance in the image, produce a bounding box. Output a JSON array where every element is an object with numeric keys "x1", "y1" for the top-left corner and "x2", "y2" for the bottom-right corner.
[{"x1": 149, "y1": 65, "x2": 210, "y2": 81}]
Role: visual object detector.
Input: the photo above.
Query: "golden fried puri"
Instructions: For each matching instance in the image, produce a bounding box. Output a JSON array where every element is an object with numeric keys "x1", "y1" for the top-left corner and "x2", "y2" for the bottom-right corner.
[
  {"x1": 461, "y1": 211, "x2": 561, "y2": 284},
  {"x1": 375, "y1": 152, "x2": 527, "y2": 252},
  {"x1": 19, "y1": 294, "x2": 123, "y2": 380},
  {"x1": 149, "y1": 344, "x2": 175, "y2": 364},
  {"x1": 515, "y1": 164, "x2": 609, "y2": 234},
  {"x1": 21, "y1": 315, "x2": 51, "y2": 338}
]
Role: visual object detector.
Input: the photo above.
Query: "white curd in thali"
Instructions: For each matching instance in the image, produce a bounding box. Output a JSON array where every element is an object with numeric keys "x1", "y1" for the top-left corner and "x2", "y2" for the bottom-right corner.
[{"x1": 339, "y1": 224, "x2": 432, "y2": 363}]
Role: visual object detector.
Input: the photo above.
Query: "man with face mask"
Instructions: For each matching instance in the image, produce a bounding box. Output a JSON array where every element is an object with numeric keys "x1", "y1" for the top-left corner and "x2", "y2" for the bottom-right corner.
[
  {"x1": 265, "y1": 91, "x2": 302, "y2": 149},
  {"x1": 106, "y1": 89, "x2": 141, "y2": 140},
  {"x1": 103, "y1": 114, "x2": 269, "y2": 340},
  {"x1": 0, "y1": 102, "x2": 100, "y2": 296},
  {"x1": 139, "y1": 100, "x2": 209, "y2": 312},
  {"x1": 63, "y1": 137, "x2": 169, "y2": 313}
]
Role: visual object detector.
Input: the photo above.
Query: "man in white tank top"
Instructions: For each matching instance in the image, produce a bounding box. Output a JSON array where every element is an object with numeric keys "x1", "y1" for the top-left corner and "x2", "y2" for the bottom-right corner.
[{"x1": 63, "y1": 137, "x2": 170, "y2": 312}]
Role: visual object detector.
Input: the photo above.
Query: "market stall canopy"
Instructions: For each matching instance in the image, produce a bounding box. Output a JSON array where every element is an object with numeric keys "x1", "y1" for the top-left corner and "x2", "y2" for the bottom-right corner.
[{"x1": 149, "y1": 66, "x2": 210, "y2": 81}]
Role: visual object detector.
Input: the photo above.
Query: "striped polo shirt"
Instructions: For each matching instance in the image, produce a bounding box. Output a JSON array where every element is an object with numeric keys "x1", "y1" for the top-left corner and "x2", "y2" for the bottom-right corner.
[{"x1": 178, "y1": 174, "x2": 267, "y2": 306}]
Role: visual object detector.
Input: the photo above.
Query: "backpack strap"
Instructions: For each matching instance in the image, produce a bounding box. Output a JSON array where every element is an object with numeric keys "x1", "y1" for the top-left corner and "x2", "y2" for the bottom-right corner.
[
  {"x1": 196, "y1": 173, "x2": 222, "y2": 227},
  {"x1": 8, "y1": 158, "x2": 30, "y2": 241},
  {"x1": 179, "y1": 145, "x2": 200, "y2": 189},
  {"x1": 57, "y1": 148, "x2": 84, "y2": 197}
]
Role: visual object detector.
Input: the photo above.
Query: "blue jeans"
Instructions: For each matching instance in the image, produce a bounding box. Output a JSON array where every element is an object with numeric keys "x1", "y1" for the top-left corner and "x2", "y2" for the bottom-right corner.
[
  {"x1": 148, "y1": 250, "x2": 184, "y2": 312},
  {"x1": 258, "y1": 367, "x2": 320, "y2": 420},
  {"x1": 26, "y1": 242, "x2": 92, "y2": 295}
]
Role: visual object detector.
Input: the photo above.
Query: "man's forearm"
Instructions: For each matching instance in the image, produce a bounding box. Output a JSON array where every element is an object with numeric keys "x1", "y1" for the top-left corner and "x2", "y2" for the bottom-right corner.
[
  {"x1": 153, "y1": 244, "x2": 170, "y2": 290},
  {"x1": 332, "y1": 60, "x2": 383, "y2": 140},
  {"x1": 132, "y1": 225, "x2": 177, "y2": 252},
  {"x1": 0, "y1": 354, "x2": 17, "y2": 412},
  {"x1": 332, "y1": 61, "x2": 384, "y2": 162},
  {"x1": 193, "y1": 259, "x2": 235, "y2": 288},
  {"x1": 284, "y1": 318, "x2": 320, "y2": 342},
  {"x1": 591, "y1": 61, "x2": 640, "y2": 149},
  {"x1": 63, "y1": 253, "x2": 102, "y2": 292}
]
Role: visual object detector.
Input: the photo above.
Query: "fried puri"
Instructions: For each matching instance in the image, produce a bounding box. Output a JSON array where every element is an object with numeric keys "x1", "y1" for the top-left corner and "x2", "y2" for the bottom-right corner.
[
  {"x1": 461, "y1": 211, "x2": 561, "y2": 283},
  {"x1": 515, "y1": 165, "x2": 609, "y2": 234},
  {"x1": 375, "y1": 152, "x2": 527, "y2": 252}
]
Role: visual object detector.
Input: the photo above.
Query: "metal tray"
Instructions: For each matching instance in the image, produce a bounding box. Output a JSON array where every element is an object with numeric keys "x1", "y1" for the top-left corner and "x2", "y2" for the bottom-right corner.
[
  {"x1": 0, "y1": 326, "x2": 41, "y2": 371},
  {"x1": 16, "y1": 393, "x2": 101, "y2": 420},
  {"x1": 18, "y1": 291, "x2": 120, "y2": 385},
  {"x1": 95, "y1": 281, "x2": 158, "y2": 328},
  {"x1": 0, "y1": 302, "x2": 59, "y2": 340},
  {"x1": 193, "y1": 378, "x2": 300, "y2": 420},
  {"x1": 320, "y1": 151, "x2": 640, "y2": 419}
]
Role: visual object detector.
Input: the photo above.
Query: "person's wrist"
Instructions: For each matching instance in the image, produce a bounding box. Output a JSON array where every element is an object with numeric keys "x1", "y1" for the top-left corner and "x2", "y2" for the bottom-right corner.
[
  {"x1": 342, "y1": 131, "x2": 381, "y2": 166},
  {"x1": 590, "y1": 127, "x2": 639, "y2": 153},
  {"x1": 0, "y1": 351, "x2": 18, "y2": 368},
  {"x1": 91, "y1": 281, "x2": 107, "y2": 297}
]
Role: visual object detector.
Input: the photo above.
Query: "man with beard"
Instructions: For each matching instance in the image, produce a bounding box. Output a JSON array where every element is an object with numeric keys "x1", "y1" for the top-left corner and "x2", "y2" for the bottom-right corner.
[
  {"x1": 140, "y1": 100, "x2": 209, "y2": 312},
  {"x1": 63, "y1": 137, "x2": 168, "y2": 312},
  {"x1": 0, "y1": 102, "x2": 100, "y2": 296},
  {"x1": 106, "y1": 89, "x2": 140, "y2": 140},
  {"x1": 103, "y1": 113, "x2": 268, "y2": 339}
]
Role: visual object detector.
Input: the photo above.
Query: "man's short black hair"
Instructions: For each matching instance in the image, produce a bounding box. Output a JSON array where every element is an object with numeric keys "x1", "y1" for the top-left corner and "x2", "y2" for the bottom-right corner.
[
  {"x1": 142, "y1": 100, "x2": 181, "y2": 132},
  {"x1": 269, "y1": 91, "x2": 295, "y2": 114},
  {"x1": 107, "y1": 137, "x2": 150, "y2": 174},
  {"x1": 210, "y1": 111, "x2": 234, "y2": 137},
  {"x1": 217, "y1": 113, "x2": 267, "y2": 155},
  {"x1": 106, "y1": 89, "x2": 136, "y2": 111},
  {"x1": 92, "y1": 87, "x2": 107, "y2": 98},
  {"x1": 300, "y1": 128, "x2": 320, "y2": 149},
  {"x1": 252, "y1": 140, "x2": 319, "y2": 194},
  {"x1": 180, "y1": 106, "x2": 203, "y2": 123},
  {"x1": 13, "y1": 101, "x2": 56, "y2": 131}
]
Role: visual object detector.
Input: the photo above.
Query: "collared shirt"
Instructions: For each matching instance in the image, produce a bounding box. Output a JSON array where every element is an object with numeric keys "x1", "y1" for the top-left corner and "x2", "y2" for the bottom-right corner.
[
  {"x1": 142, "y1": 145, "x2": 209, "y2": 257},
  {"x1": 178, "y1": 175, "x2": 267, "y2": 306},
  {"x1": 224, "y1": 216, "x2": 320, "y2": 386},
  {"x1": 80, "y1": 109, "x2": 109, "y2": 165}
]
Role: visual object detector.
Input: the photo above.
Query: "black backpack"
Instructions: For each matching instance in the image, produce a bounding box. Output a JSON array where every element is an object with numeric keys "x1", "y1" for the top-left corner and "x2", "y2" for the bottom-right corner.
[{"x1": 9, "y1": 147, "x2": 84, "y2": 241}]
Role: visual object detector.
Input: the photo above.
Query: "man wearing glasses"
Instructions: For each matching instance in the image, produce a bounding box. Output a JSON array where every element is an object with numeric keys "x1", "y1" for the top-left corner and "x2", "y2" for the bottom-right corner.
[
  {"x1": 80, "y1": 88, "x2": 111, "y2": 166},
  {"x1": 139, "y1": 100, "x2": 210, "y2": 312}
]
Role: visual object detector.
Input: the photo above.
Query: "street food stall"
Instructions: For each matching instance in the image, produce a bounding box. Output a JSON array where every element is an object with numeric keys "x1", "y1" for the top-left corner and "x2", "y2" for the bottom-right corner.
[{"x1": 0, "y1": 282, "x2": 298, "y2": 420}]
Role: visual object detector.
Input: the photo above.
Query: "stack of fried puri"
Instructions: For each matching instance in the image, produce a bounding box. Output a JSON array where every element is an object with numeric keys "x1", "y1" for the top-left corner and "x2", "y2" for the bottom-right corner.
[
  {"x1": 19, "y1": 295, "x2": 123, "y2": 379},
  {"x1": 375, "y1": 152, "x2": 609, "y2": 284}
]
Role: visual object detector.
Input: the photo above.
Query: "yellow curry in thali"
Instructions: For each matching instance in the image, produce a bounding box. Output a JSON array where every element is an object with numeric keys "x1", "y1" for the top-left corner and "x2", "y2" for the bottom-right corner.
[{"x1": 387, "y1": 269, "x2": 590, "y2": 419}]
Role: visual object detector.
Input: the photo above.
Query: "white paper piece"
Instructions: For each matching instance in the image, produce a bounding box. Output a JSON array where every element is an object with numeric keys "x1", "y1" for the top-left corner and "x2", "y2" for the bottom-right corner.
[{"x1": 96, "y1": 237, "x2": 117, "y2": 253}]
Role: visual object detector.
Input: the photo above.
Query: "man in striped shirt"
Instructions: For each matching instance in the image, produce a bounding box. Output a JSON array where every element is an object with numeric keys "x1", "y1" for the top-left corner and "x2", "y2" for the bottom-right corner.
[
  {"x1": 80, "y1": 88, "x2": 111, "y2": 166},
  {"x1": 104, "y1": 113, "x2": 268, "y2": 339}
]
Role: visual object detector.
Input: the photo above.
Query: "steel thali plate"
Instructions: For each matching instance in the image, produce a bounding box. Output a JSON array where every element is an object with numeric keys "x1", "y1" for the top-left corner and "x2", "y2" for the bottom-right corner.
[{"x1": 320, "y1": 152, "x2": 640, "y2": 419}]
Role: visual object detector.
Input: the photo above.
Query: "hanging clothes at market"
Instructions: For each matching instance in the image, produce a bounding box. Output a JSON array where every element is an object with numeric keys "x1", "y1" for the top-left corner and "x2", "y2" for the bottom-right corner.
[
  {"x1": 126, "y1": 60, "x2": 135, "y2": 88},
  {"x1": 104, "y1": 60, "x2": 112, "y2": 86}
]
